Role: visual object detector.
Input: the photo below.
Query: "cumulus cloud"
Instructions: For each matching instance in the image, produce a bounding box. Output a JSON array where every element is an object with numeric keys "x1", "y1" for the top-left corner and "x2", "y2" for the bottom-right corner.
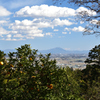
[
  {"x1": 0, "y1": 6, "x2": 11, "y2": 16},
  {"x1": 52, "y1": 18, "x2": 73, "y2": 26},
  {"x1": 76, "y1": 7, "x2": 96, "y2": 16},
  {"x1": 15, "y1": 5, "x2": 76, "y2": 17},
  {"x1": 0, "y1": 17, "x2": 74, "y2": 40},
  {"x1": 64, "y1": 27, "x2": 71, "y2": 31},
  {"x1": 15, "y1": 5, "x2": 96, "y2": 18},
  {"x1": 32, "y1": 18, "x2": 52, "y2": 28},
  {"x1": 69, "y1": 32, "x2": 71, "y2": 34},
  {"x1": 90, "y1": 19, "x2": 100, "y2": 26},
  {"x1": 62, "y1": 32, "x2": 67, "y2": 34},
  {"x1": 0, "y1": 20, "x2": 8, "y2": 24},
  {"x1": 1, "y1": 4, "x2": 96, "y2": 41},
  {"x1": 13, "y1": 34, "x2": 23, "y2": 38},
  {"x1": 28, "y1": 33, "x2": 44, "y2": 37},
  {"x1": 8, "y1": 19, "x2": 45, "y2": 40},
  {"x1": 80, "y1": 21, "x2": 84, "y2": 24},
  {"x1": 12, "y1": 18, "x2": 72, "y2": 29},
  {"x1": 6, "y1": 34, "x2": 12, "y2": 38},
  {"x1": 0, "y1": 27, "x2": 25, "y2": 41},
  {"x1": 0, "y1": 27, "x2": 9, "y2": 35},
  {"x1": 72, "y1": 26, "x2": 85, "y2": 32},
  {"x1": 4, "y1": 38, "x2": 24, "y2": 41},
  {"x1": 8, "y1": 18, "x2": 73, "y2": 39},
  {"x1": 46, "y1": 32, "x2": 52, "y2": 36},
  {"x1": 54, "y1": 29, "x2": 59, "y2": 31}
]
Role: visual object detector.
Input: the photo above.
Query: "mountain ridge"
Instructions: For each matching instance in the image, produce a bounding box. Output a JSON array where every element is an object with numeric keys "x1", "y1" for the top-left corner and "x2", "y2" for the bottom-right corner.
[
  {"x1": 39, "y1": 47, "x2": 89, "y2": 54},
  {"x1": 2, "y1": 47, "x2": 89, "y2": 54}
]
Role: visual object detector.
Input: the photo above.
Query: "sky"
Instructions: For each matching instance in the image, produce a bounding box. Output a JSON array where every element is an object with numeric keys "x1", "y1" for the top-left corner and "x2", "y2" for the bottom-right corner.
[{"x1": 0, "y1": 0, "x2": 100, "y2": 51}]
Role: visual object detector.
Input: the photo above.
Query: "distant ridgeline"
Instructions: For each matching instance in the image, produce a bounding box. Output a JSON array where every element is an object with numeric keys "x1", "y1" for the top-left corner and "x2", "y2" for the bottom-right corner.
[
  {"x1": 3, "y1": 47, "x2": 89, "y2": 55},
  {"x1": 38, "y1": 47, "x2": 89, "y2": 54}
]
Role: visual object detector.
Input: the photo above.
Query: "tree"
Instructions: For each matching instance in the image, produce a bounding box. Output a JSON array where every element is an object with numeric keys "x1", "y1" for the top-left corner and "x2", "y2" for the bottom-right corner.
[
  {"x1": 81, "y1": 44, "x2": 100, "y2": 100},
  {"x1": 0, "y1": 44, "x2": 86, "y2": 100},
  {"x1": 53, "y1": 0, "x2": 100, "y2": 36},
  {"x1": 0, "y1": 44, "x2": 63, "y2": 100},
  {"x1": 1, "y1": 44, "x2": 84, "y2": 100},
  {"x1": 85, "y1": 44, "x2": 100, "y2": 66}
]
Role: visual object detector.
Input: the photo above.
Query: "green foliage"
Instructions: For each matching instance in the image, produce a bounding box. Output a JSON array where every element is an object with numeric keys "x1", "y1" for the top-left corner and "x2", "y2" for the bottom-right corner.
[
  {"x1": 0, "y1": 44, "x2": 84, "y2": 100},
  {"x1": 1, "y1": 44, "x2": 100, "y2": 100},
  {"x1": 81, "y1": 44, "x2": 100, "y2": 100},
  {"x1": 85, "y1": 44, "x2": 100, "y2": 66}
]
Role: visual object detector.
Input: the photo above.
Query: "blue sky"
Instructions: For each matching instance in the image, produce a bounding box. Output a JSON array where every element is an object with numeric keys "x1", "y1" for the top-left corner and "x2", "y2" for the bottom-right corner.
[{"x1": 0, "y1": 0, "x2": 100, "y2": 51}]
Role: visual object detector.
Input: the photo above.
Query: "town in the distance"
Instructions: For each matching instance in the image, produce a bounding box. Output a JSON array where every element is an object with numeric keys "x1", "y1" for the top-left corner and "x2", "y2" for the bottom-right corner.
[{"x1": 4, "y1": 47, "x2": 88, "y2": 70}]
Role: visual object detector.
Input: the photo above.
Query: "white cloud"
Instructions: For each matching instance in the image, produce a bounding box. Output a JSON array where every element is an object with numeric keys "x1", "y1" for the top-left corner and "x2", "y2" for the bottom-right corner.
[
  {"x1": 90, "y1": 20, "x2": 98, "y2": 24},
  {"x1": 52, "y1": 18, "x2": 73, "y2": 26},
  {"x1": 69, "y1": 32, "x2": 71, "y2": 34},
  {"x1": 0, "y1": 20, "x2": 8, "y2": 24},
  {"x1": 1, "y1": 4, "x2": 96, "y2": 41},
  {"x1": 0, "y1": 16, "x2": 74, "y2": 41},
  {"x1": 29, "y1": 33, "x2": 44, "y2": 37},
  {"x1": 80, "y1": 21, "x2": 84, "y2": 24},
  {"x1": 9, "y1": 19, "x2": 45, "y2": 39},
  {"x1": 0, "y1": 27, "x2": 9, "y2": 35},
  {"x1": 15, "y1": 5, "x2": 96, "y2": 18},
  {"x1": 5, "y1": 38, "x2": 24, "y2": 41},
  {"x1": 8, "y1": 18, "x2": 73, "y2": 40},
  {"x1": 21, "y1": 19, "x2": 33, "y2": 25},
  {"x1": 33, "y1": 18, "x2": 73, "y2": 28},
  {"x1": 54, "y1": 29, "x2": 59, "y2": 31},
  {"x1": 76, "y1": 7, "x2": 96, "y2": 16},
  {"x1": 15, "y1": 5, "x2": 76, "y2": 17},
  {"x1": 13, "y1": 34, "x2": 23, "y2": 37},
  {"x1": 33, "y1": 19, "x2": 52, "y2": 28},
  {"x1": 58, "y1": 36, "x2": 65, "y2": 38},
  {"x1": 26, "y1": 37, "x2": 34, "y2": 39},
  {"x1": 46, "y1": 32, "x2": 52, "y2": 36},
  {"x1": 11, "y1": 31, "x2": 18, "y2": 34},
  {"x1": 90, "y1": 19, "x2": 100, "y2": 25},
  {"x1": 5, "y1": 38, "x2": 12, "y2": 41},
  {"x1": 0, "y1": 6, "x2": 11, "y2": 16},
  {"x1": 64, "y1": 27, "x2": 71, "y2": 31},
  {"x1": 72, "y1": 26, "x2": 85, "y2": 32},
  {"x1": 62, "y1": 32, "x2": 67, "y2": 34},
  {"x1": 11, "y1": 18, "x2": 73, "y2": 29},
  {"x1": 6, "y1": 34, "x2": 12, "y2": 38}
]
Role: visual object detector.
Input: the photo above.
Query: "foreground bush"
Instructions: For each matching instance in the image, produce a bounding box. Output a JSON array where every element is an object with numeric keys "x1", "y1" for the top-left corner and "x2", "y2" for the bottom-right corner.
[{"x1": 0, "y1": 44, "x2": 85, "y2": 100}]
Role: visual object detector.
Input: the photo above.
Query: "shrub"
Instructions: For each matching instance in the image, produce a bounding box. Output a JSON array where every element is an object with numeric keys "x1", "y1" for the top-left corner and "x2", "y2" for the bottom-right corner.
[{"x1": 0, "y1": 44, "x2": 85, "y2": 100}]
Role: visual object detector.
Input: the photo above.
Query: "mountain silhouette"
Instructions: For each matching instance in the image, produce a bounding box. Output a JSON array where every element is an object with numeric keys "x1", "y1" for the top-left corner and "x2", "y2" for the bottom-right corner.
[
  {"x1": 3, "y1": 47, "x2": 89, "y2": 54},
  {"x1": 39, "y1": 47, "x2": 67, "y2": 54},
  {"x1": 39, "y1": 47, "x2": 88, "y2": 54}
]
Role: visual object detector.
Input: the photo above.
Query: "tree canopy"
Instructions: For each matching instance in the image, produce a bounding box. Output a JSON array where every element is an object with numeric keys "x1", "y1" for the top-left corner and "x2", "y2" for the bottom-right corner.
[{"x1": 85, "y1": 44, "x2": 100, "y2": 66}]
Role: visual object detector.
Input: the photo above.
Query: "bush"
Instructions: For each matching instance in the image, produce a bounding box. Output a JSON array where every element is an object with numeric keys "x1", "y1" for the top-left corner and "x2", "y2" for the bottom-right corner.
[{"x1": 0, "y1": 44, "x2": 85, "y2": 100}]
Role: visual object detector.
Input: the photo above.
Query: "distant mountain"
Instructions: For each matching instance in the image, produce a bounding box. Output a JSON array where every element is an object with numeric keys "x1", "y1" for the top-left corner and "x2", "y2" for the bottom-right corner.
[
  {"x1": 39, "y1": 47, "x2": 68, "y2": 54},
  {"x1": 39, "y1": 47, "x2": 89, "y2": 54},
  {"x1": 3, "y1": 47, "x2": 89, "y2": 54}
]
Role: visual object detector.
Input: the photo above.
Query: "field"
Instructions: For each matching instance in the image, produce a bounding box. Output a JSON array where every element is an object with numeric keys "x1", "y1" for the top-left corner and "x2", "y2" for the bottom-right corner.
[{"x1": 50, "y1": 53, "x2": 88, "y2": 70}]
